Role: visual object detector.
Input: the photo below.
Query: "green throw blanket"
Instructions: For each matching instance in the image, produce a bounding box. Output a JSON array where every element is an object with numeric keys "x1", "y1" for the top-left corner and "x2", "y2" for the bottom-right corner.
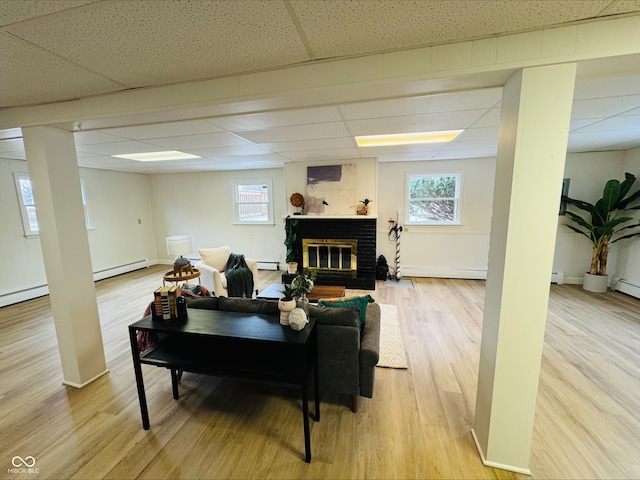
[{"x1": 224, "y1": 253, "x2": 254, "y2": 297}]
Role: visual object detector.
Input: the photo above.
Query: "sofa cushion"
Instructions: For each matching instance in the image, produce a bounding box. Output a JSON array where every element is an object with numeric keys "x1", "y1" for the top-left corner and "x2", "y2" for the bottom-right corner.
[
  {"x1": 185, "y1": 297, "x2": 220, "y2": 310},
  {"x1": 199, "y1": 246, "x2": 231, "y2": 272},
  {"x1": 308, "y1": 304, "x2": 360, "y2": 328},
  {"x1": 317, "y1": 295, "x2": 375, "y2": 326},
  {"x1": 218, "y1": 297, "x2": 280, "y2": 315}
]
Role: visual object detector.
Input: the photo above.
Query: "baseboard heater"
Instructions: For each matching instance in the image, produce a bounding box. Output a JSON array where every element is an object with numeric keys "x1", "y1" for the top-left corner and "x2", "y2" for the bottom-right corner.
[
  {"x1": 257, "y1": 261, "x2": 280, "y2": 271},
  {"x1": 551, "y1": 271, "x2": 565, "y2": 284},
  {"x1": 614, "y1": 279, "x2": 640, "y2": 299},
  {"x1": 93, "y1": 259, "x2": 149, "y2": 281},
  {"x1": 0, "y1": 259, "x2": 149, "y2": 307}
]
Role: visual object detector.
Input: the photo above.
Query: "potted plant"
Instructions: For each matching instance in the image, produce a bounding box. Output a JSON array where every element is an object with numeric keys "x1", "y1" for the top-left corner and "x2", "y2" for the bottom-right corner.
[
  {"x1": 278, "y1": 285, "x2": 297, "y2": 325},
  {"x1": 291, "y1": 268, "x2": 317, "y2": 315},
  {"x1": 284, "y1": 217, "x2": 299, "y2": 274},
  {"x1": 562, "y1": 172, "x2": 640, "y2": 292}
]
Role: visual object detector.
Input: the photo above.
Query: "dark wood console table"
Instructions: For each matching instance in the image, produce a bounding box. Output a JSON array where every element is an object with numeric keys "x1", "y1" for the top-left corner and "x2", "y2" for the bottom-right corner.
[{"x1": 128, "y1": 309, "x2": 319, "y2": 462}]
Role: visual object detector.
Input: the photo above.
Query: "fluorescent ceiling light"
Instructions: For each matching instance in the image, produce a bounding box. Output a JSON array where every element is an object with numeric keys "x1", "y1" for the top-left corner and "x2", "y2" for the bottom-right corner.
[
  {"x1": 111, "y1": 150, "x2": 201, "y2": 161},
  {"x1": 355, "y1": 130, "x2": 464, "y2": 147}
]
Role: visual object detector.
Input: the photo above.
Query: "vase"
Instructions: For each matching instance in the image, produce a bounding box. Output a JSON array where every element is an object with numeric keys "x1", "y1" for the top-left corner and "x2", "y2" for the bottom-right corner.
[
  {"x1": 297, "y1": 292, "x2": 309, "y2": 317},
  {"x1": 278, "y1": 298, "x2": 296, "y2": 325},
  {"x1": 287, "y1": 262, "x2": 298, "y2": 274},
  {"x1": 583, "y1": 272, "x2": 608, "y2": 293}
]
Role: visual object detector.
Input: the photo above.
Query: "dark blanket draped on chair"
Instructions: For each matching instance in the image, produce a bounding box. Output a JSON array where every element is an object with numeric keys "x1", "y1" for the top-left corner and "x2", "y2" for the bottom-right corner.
[{"x1": 224, "y1": 253, "x2": 254, "y2": 297}]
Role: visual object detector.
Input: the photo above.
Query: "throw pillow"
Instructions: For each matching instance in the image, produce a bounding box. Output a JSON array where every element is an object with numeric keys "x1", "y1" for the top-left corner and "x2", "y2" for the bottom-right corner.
[{"x1": 317, "y1": 294, "x2": 374, "y2": 326}]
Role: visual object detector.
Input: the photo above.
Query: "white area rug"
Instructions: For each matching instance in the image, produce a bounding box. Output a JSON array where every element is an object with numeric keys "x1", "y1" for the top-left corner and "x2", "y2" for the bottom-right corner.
[{"x1": 377, "y1": 304, "x2": 408, "y2": 369}]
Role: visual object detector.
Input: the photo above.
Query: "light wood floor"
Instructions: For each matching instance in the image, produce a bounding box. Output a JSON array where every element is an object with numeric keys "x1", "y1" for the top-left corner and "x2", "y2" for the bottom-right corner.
[{"x1": 1, "y1": 266, "x2": 639, "y2": 479}]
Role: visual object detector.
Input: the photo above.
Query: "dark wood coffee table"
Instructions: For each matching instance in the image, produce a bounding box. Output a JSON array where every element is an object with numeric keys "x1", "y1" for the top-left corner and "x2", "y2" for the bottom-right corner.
[
  {"x1": 129, "y1": 309, "x2": 319, "y2": 462},
  {"x1": 258, "y1": 283, "x2": 346, "y2": 302}
]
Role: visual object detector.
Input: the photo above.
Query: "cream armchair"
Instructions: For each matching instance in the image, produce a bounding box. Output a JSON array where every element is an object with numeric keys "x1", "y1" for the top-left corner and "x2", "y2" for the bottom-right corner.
[{"x1": 195, "y1": 246, "x2": 259, "y2": 297}]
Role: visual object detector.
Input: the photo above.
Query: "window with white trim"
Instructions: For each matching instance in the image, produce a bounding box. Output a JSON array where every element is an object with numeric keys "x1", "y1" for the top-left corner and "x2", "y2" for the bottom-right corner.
[
  {"x1": 406, "y1": 173, "x2": 461, "y2": 225},
  {"x1": 14, "y1": 173, "x2": 93, "y2": 236},
  {"x1": 233, "y1": 179, "x2": 273, "y2": 224}
]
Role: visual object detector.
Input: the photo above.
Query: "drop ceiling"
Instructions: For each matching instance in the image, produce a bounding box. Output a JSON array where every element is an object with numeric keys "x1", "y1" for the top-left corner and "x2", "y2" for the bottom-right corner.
[{"x1": 1, "y1": 0, "x2": 639, "y2": 173}]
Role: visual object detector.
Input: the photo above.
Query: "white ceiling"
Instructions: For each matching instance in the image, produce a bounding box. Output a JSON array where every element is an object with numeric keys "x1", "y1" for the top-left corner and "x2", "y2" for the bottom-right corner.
[{"x1": 1, "y1": 0, "x2": 640, "y2": 173}]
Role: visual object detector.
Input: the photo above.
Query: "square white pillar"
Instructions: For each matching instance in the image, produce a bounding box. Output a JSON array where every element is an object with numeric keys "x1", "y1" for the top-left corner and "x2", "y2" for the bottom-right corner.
[
  {"x1": 22, "y1": 126, "x2": 108, "y2": 387},
  {"x1": 473, "y1": 63, "x2": 577, "y2": 474}
]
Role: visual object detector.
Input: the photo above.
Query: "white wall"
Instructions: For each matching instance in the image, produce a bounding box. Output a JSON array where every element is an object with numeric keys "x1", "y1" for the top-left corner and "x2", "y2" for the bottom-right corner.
[
  {"x1": 148, "y1": 168, "x2": 287, "y2": 265},
  {"x1": 615, "y1": 147, "x2": 640, "y2": 293},
  {"x1": 377, "y1": 157, "x2": 495, "y2": 279},
  {"x1": 0, "y1": 159, "x2": 156, "y2": 305},
  {"x1": 284, "y1": 158, "x2": 378, "y2": 217}
]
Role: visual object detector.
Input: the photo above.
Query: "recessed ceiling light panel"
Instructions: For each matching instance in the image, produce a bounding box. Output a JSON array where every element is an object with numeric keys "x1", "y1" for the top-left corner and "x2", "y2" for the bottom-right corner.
[
  {"x1": 355, "y1": 130, "x2": 464, "y2": 147},
  {"x1": 111, "y1": 150, "x2": 201, "y2": 161}
]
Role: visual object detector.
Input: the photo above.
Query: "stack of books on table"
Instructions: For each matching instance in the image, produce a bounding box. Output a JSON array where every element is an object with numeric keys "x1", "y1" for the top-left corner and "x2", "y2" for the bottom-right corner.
[{"x1": 153, "y1": 286, "x2": 179, "y2": 319}]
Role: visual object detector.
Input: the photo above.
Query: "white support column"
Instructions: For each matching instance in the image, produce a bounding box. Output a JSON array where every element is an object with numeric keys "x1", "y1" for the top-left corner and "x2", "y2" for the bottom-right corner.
[
  {"x1": 472, "y1": 63, "x2": 577, "y2": 474},
  {"x1": 22, "y1": 126, "x2": 108, "y2": 388}
]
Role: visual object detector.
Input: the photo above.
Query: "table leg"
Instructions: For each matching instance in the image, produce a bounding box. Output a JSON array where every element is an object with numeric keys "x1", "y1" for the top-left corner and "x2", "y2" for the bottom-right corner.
[
  {"x1": 170, "y1": 368, "x2": 180, "y2": 399},
  {"x1": 129, "y1": 327, "x2": 150, "y2": 430},
  {"x1": 301, "y1": 375, "x2": 311, "y2": 463}
]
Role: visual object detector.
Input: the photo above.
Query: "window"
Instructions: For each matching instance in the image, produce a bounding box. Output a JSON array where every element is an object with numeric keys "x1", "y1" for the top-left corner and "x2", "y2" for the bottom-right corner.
[
  {"x1": 406, "y1": 173, "x2": 461, "y2": 225},
  {"x1": 14, "y1": 173, "x2": 93, "y2": 236},
  {"x1": 14, "y1": 173, "x2": 39, "y2": 236},
  {"x1": 233, "y1": 179, "x2": 273, "y2": 224}
]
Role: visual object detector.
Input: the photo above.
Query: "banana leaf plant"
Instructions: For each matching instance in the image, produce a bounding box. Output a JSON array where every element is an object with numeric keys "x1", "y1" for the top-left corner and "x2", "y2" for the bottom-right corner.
[{"x1": 562, "y1": 172, "x2": 640, "y2": 276}]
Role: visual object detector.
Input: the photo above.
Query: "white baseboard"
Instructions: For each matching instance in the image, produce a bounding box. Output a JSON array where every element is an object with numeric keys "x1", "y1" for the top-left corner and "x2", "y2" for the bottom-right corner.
[
  {"x1": 614, "y1": 279, "x2": 640, "y2": 299},
  {"x1": 93, "y1": 259, "x2": 149, "y2": 281},
  {"x1": 401, "y1": 266, "x2": 488, "y2": 279},
  {"x1": 0, "y1": 285, "x2": 49, "y2": 307},
  {"x1": 62, "y1": 369, "x2": 110, "y2": 389},
  {"x1": 471, "y1": 429, "x2": 532, "y2": 476},
  {"x1": 0, "y1": 259, "x2": 150, "y2": 307},
  {"x1": 403, "y1": 266, "x2": 564, "y2": 285}
]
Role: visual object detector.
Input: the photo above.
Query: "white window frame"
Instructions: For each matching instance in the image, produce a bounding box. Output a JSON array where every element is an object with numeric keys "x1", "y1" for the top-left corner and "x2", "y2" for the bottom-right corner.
[
  {"x1": 233, "y1": 178, "x2": 274, "y2": 225},
  {"x1": 14, "y1": 173, "x2": 39, "y2": 237},
  {"x1": 14, "y1": 173, "x2": 94, "y2": 237},
  {"x1": 405, "y1": 172, "x2": 462, "y2": 225}
]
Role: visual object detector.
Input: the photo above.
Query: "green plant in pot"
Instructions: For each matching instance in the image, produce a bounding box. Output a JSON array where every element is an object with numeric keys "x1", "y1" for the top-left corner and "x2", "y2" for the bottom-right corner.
[
  {"x1": 278, "y1": 285, "x2": 298, "y2": 325},
  {"x1": 562, "y1": 172, "x2": 640, "y2": 292},
  {"x1": 284, "y1": 218, "x2": 299, "y2": 274}
]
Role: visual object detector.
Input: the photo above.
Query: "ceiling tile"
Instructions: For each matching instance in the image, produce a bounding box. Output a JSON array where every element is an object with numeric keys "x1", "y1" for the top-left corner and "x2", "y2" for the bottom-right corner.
[
  {"x1": 260, "y1": 137, "x2": 356, "y2": 153},
  {"x1": 0, "y1": 0, "x2": 97, "y2": 26},
  {"x1": 290, "y1": 0, "x2": 612, "y2": 59},
  {"x1": 338, "y1": 88, "x2": 501, "y2": 120},
  {"x1": 211, "y1": 107, "x2": 343, "y2": 131},
  {"x1": 105, "y1": 120, "x2": 223, "y2": 140},
  {"x1": 0, "y1": 32, "x2": 124, "y2": 107},
  {"x1": 6, "y1": 0, "x2": 309, "y2": 87},
  {"x1": 183, "y1": 144, "x2": 272, "y2": 157},
  {"x1": 235, "y1": 122, "x2": 350, "y2": 144},
  {"x1": 148, "y1": 132, "x2": 252, "y2": 150},
  {"x1": 74, "y1": 131, "x2": 129, "y2": 145},
  {"x1": 571, "y1": 95, "x2": 640, "y2": 119},
  {"x1": 75, "y1": 140, "x2": 164, "y2": 155},
  {"x1": 346, "y1": 110, "x2": 487, "y2": 136}
]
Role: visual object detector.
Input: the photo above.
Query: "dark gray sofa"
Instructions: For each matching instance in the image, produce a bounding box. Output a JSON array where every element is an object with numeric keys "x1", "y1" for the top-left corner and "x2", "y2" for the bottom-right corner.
[{"x1": 186, "y1": 296, "x2": 381, "y2": 411}]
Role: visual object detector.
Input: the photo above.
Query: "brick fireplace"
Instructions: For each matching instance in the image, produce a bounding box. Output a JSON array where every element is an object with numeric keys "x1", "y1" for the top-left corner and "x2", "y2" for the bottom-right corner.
[{"x1": 283, "y1": 216, "x2": 376, "y2": 290}]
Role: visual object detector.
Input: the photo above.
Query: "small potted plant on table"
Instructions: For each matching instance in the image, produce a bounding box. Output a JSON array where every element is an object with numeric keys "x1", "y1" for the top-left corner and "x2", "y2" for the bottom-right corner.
[{"x1": 278, "y1": 285, "x2": 297, "y2": 325}]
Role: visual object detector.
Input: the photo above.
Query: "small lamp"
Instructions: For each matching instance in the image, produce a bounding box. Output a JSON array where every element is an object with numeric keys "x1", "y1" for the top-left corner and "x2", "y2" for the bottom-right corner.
[{"x1": 166, "y1": 235, "x2": 193, "y2": 274}]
